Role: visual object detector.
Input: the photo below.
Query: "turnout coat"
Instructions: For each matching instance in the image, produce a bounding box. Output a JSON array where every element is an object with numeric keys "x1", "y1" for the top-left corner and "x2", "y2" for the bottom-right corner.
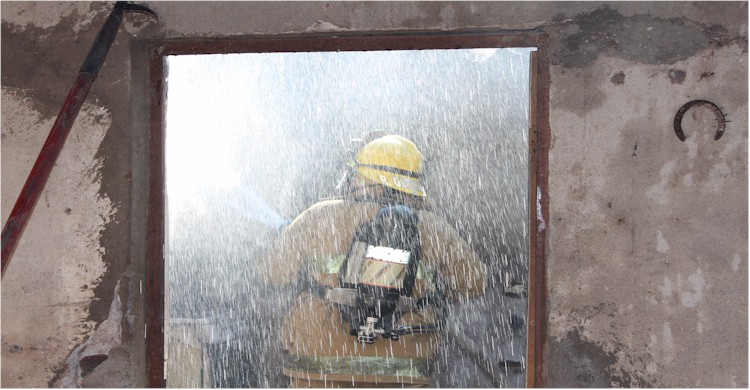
[{"x1": 259, "y1": 198, "x2": 486, "y2": 385}]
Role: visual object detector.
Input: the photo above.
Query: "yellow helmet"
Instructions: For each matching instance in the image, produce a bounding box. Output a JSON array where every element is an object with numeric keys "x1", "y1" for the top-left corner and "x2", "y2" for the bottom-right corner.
[{"x1": 353, "y1": 135, "x2": 426, "y2": 197}]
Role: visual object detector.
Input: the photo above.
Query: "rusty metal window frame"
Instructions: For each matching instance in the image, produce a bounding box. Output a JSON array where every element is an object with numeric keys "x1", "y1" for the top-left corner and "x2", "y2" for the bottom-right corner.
[{"x1": 144, "y1": 30, "x2": 550, "y2": 388}]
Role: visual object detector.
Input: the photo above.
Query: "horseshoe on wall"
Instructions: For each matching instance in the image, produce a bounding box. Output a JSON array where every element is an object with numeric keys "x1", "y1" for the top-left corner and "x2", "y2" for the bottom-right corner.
[{"x1": 673, "y1": 99, "x2": 727, "y2": 141}]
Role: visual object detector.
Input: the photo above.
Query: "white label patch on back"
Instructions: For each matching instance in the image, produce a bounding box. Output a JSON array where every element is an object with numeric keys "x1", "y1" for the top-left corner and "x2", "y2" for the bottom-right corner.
[
  {"x1": 360, "y1": 245, "x2": 411, "y2": 288},
  {"x1": 365, "y1": 245, "x2": 410, "y2": 264}
]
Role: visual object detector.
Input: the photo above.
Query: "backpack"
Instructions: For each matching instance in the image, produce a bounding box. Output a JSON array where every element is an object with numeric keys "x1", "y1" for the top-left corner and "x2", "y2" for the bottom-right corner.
[{"x1": 337, "y1": 204, "x2": 422, "y2": 343}]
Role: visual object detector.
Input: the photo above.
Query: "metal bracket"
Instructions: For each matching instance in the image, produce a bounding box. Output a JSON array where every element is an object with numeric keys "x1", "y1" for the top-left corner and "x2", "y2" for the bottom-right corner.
[{"x1": 673, "y1": 99, "x2": 728, "y2": 141}]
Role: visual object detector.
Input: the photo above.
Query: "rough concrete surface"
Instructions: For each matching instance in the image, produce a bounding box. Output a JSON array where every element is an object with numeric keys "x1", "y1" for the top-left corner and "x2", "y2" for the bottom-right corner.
[
  {"x1": 1, "y1": 1, "x2": 747, "y2": 388},
  {"x1": 1, "y1": 88, "x2": 114, "y2": 387},
  {"x1": 547, "y1": 44, "x2": 747, "y2": 387}
]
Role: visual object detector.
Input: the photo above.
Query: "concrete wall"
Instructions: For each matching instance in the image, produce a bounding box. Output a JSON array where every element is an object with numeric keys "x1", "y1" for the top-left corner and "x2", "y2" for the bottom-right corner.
[{"x1": 1, "y1": 1, "x2": 746, "y2": 387}]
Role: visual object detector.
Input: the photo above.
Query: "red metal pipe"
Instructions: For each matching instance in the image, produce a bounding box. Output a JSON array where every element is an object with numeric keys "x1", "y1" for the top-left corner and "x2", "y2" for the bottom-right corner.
[
  {"x1": 0, "y1": 2, "x2": 153, "y2": 277},
  {"x1": 1, "y1": 74, "x2": 95, "y2": 275}
]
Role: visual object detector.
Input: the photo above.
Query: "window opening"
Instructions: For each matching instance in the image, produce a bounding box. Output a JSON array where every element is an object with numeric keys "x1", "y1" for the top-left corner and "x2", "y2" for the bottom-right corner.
[{"x1": 162, "y1": 45, "x2": 537, "y2": 388}]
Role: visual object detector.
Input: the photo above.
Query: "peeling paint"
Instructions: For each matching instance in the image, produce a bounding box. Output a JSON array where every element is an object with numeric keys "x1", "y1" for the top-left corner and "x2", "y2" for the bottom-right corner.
[
  {"x1": 610, "y1": 70, "x2": 625, "y2": 84},
  {"x1": 0, "y1": 2, "x2": 102, "y2": 34},
  {"x1": 646, "y1": 159, "x2": 678, "y2": 206},
  {"x1": 536, "y1": 185, "x2": 545, "y2": 232},
  {"x1": 656, "y1": 230, "x2": 670, "y2": 253},
  {"x1": 51, "y1": 282, "x2": 123, "y2": 387},
  {"x1": 547, "y1": 328, "x2": 618, "y2": 387},
  {"x1": 679, "y1": 269, "x2": 705, "y2": 308},
  {"x1": 659, "y1": 269, "x2": 706, "y2": 309},
  {"x1": 648, "y1": 330, "x2": 672, "y2": 370},
  {"x1": 660, "y1": 276, "x2": 674, "y2": 300},
  {"x1": 552, "y1": 7, "x2": 713, "y2": 68},
  {"x1": 684, "y1": 128, "x2": 701, "y2": 160},
  {"x1": 668, "y1": 69, "x2": 687, "y2": 84},
  {"x1": 662, "y1": 323, "x2": 675, "y2": 362},
  {"x1": 304, "y1": 20, "x2": 349, "y2": 33},
  {"x1": 438, "y1": 5, "x2": 456, "y2": 28},
  {"x1": 547, "y1": 312, "x2": 656, "y2": 387},
  {"x1": 732, "y1": 254, "x2": 741, "y2": 272}
]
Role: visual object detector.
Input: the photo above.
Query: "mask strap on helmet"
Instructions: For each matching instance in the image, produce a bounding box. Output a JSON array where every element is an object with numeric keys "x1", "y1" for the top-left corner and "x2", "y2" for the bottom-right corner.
[{"x1": 353, "y1": 162, "x2": 422, "y2": 179}]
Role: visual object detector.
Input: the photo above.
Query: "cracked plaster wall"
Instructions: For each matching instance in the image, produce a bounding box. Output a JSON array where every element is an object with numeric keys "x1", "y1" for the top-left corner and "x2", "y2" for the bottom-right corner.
[{"x1": 1, "y1": 1, "x2": 746, "y2": 388}]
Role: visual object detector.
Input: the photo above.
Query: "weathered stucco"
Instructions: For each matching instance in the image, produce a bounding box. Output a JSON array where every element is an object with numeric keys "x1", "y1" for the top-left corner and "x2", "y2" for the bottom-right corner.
[
  {"x1": 1, "y1": 1, "x2": 746, "y2": 388},
  {"x1": 1, "y1": 88, "x2": 115, "y2": 386},
  {"x1": 547, "y1": 42, "x2": 747, "y2": 386}
]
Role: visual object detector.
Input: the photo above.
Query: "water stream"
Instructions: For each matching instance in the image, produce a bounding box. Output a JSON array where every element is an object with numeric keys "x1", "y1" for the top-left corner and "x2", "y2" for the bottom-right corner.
[{"x1": 165, "y1": 47, "x2": 534, "y2": 388}]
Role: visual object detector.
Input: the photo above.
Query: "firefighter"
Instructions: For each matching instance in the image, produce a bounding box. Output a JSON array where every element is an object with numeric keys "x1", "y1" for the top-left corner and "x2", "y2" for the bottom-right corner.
[{"x1": 259, "y1": 134, "x2": 486, "y2": 388}]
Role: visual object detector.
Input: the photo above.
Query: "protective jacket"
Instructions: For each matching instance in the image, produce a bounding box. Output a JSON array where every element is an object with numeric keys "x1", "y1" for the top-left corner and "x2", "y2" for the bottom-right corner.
[{"x1": 259, "y1": 198, "x2": 485, "y2": 386}]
